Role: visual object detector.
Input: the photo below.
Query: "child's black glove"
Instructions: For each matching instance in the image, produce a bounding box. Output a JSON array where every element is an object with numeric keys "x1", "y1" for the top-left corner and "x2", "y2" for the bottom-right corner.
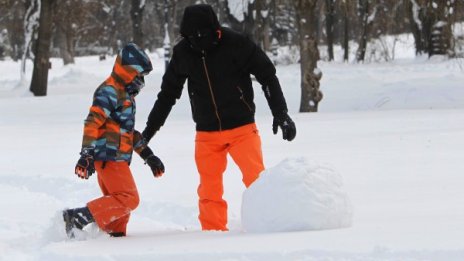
[{"x1": 75, "y1": 147, "x2": 95, "y2": 179}]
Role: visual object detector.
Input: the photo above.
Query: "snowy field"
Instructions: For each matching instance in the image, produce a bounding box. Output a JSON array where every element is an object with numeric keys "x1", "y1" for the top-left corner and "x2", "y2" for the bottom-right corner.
[{"x1": 1, "y1": 43, "x2": 464, "y2": 260}]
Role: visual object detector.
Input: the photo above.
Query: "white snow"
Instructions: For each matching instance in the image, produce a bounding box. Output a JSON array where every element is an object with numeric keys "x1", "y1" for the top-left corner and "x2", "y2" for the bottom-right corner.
[
  {"x1": 1, "y1": 35, "x2": 464, "y2": 260},
  {"x1": 242, "y1": 158, "x2": 352, "y2": 232},
  {"x1": 228, "y1": 0, "x2": 254, "y2": 22}
]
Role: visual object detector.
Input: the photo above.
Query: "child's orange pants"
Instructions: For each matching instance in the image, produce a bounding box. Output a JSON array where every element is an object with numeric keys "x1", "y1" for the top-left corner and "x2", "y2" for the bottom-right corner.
[
  {"x1": 195, "y1": 123, "x2": 265, "y2": 231},
  {"x1": 87, "y1": 161, "x2": 139, "y2": 236}
]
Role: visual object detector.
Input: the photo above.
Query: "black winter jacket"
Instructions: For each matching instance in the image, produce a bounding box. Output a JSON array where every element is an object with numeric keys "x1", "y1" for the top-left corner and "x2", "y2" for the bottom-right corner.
[{"x1": 143, "y1": 27, "x2": 288, "y2": 139}]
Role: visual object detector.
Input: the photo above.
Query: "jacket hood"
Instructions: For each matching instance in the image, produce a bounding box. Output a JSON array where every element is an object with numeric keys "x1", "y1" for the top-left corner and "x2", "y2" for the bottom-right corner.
[
  {"x1": 180, "y1": 4, "x2": 220, "y2": 37},
  {"x1": 112, "y1": 43, "x2": 152, "y2": 85}
]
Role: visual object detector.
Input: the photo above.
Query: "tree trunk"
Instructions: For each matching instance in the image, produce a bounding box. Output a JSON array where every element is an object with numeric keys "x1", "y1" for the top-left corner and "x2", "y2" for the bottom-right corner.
[
  {"x1": 325, "y1": 0, "x2": 335, "y2": 61},
  {"x1": 5, "y1": 1, "x2": 26, "y2": 61},
  {"x1": 167, "y1": 0, "x2": 178, "y2": 56},
  {"x1": 262, "y1": 20, "x2": 271, "y2": 51},
  {"x1": 295, "y1": 0, "x2": 323, "y2": 113},
  {"x1": 130, "y1": 0, "x2": 145, "y2": 48},
  {"x1": 342, "y1": 0, "x2": 350, "y2": 62},
  {"x1": 356, "y1": 0, "x2": 370, "y2": 62},
  {"x1": 255, "y1": 0, "x2": 272, "y2": 51},
  {"x1": 21, "y1": 0, "x2": 40, "y2": 82},
  {"x1": 407, "y1": 0, "x2": 426, "y2": 54},
  {"x1": 30, "y1": 0, "x2": 55, "y2": 96},
  {"x1": 222, "y1": 0, "x2": 243, "y2": 31},
  {"x1": 429, "y1": 0, "x2": 454, "y2": 56},
  {"x1": 408, "y1": 0, "x2": 455, "y2": 57},
  {"x1": 56, "y1": 25, "x2": 74, "y2": 65},
  {"x1": 243, "y1": 1, "x2": 256, "y2": 41}
]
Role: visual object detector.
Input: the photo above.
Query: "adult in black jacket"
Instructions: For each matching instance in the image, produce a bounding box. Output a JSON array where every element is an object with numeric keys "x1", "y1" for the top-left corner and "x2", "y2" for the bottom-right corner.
[{"x1": 143, "y1": 4, "x2": 296, "y2": 231}]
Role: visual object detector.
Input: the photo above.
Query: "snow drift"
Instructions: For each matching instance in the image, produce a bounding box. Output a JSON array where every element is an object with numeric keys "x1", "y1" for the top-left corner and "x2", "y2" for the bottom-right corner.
[{"x1": 241, "y1": 158, "x2": 353, "y2": 233}]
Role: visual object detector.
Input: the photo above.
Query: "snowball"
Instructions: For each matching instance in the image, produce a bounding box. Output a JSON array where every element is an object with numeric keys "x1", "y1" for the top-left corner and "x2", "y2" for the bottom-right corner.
[{"x1": 241, "y1": 158, "x2": 353, "y2": 233}]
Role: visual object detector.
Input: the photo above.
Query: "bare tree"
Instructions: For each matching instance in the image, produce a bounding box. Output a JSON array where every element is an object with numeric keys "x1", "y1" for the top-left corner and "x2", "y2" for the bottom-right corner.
[
  {"x1": 54, "y1": 0, "x2": 87, "y2": 64},
  {"x1": 340, "y1": 0, "x2": 352, "y2": 62},
  {"x1": 21, "y1": 0, "x2": 40, "y2": 83},
  {"x1": 242, "y1": 1, "x2": 257, "y2": 40},
  {"x1": 294, "y1": 0, "x2": 323, "y2": 112},
  {"x1": 429, "y1": 0, "x2": 454, "y2": 56},
  {"x1": 325, "y1": 0, "x2": 335, "y2": 61},
  {"x1": 130, "y1": 0, "x2": 145, "y2": 48},
  {"x1": 1, "y1": 0, "x2": 26, "y2": 61},
  {"x1": 253, "y1": 0, "x2": 272, "y2": 51},
  {"x1": 408, "y1": 0, "x2": 455, "y2": 57},
  {"x1": 356, "y1": 0, "x2": 374, "y2": 62},
  {"x1": 30, "y1": 0, "x2": 56, "y2": 96}
]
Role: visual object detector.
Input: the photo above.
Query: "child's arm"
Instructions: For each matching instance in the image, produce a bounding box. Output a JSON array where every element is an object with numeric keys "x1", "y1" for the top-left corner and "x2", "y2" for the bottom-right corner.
[
  {"x1": 75, "y1": 86, "x2": 117, "y2": 179},
  {"x1": 82, "y1": 86, "x2": 117, "y2": 149}
]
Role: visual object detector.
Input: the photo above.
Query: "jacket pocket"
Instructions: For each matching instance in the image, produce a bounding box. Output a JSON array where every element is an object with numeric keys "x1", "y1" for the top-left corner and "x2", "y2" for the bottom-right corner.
[
  {"x1": 189, "y1": 91, "x2": 197, "y2": 121},
  {"x1": 236, "y1": 86, "x2": 253, "y2": 112}
]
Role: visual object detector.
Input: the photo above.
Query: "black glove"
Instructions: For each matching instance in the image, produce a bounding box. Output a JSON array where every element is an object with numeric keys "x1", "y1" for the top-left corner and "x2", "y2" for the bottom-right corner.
[
  {"x1": 75, "y1": 147, "x2": 95, "y2": 179},
  {"x1": 272, "y1": 113, "x2": 296, "y2": 141},
  {"x1": 140, "y1": 147, "x2": 165, "y2": 178}
]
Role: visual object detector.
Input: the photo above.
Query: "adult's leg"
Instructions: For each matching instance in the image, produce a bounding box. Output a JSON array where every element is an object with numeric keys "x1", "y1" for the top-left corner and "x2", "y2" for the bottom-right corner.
[
  {"x1": 228, "y1": 124, "x2": 265, "y2": 188},
  {"x1": 195, "y1": 132, "x2": 228, "y2": 231}
]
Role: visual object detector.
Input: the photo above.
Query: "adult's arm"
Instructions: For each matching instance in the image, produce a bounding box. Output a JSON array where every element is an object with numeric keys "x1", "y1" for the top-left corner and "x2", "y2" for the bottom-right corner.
[
  {"x1": 241, "y1": 37, "x2": 288, "y2": 117},
  {"x1": 142, "y1": 46, "x2": 188, "y2": 142}
]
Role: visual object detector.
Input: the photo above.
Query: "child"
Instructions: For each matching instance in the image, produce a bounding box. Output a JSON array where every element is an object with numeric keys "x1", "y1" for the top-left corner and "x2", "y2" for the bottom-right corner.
[{"x1": 63, "y1": 43, "x2": 164, "y2": 238}]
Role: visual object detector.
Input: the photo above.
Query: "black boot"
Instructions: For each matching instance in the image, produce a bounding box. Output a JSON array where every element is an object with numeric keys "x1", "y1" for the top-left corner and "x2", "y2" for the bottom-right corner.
[
  {"x1": 63, "y1": 207, "x2": 95, "y2": 238},
  {"x1": 109, "y1": 232, "x2": 126, "y2": 237}
]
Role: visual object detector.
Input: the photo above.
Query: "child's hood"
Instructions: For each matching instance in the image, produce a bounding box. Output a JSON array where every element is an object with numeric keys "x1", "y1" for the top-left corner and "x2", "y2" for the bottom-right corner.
[{"x1": 111, "y1": 43, "x2": 153, "y2": 85}]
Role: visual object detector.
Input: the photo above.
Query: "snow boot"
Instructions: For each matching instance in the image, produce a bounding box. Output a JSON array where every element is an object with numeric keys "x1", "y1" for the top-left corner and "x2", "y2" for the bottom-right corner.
[
  {"x1": 109, "y1": 232, "x2": 126, "y2": 237},
  {"x1": 63, "y1": 207, "x2": 95, "y2": 238}
]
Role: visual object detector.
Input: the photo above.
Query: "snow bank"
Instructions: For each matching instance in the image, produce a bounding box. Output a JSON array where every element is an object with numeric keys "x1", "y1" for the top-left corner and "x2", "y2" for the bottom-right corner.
[{"x1": 241, "y1": 158, "x2": 353, "y2": 232}]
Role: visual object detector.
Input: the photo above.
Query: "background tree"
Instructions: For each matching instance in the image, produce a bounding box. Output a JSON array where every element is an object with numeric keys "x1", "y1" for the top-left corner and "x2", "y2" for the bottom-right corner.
[
  {"x1": 0, "y1": 0, "x2": 26, "y2": 61},
  {"x1": 294, "y1": 0, "x2": 323, "y2": 112},
  {"x1": 53, "y1": 0, "x2": 87, "y2": 64},
  {"x1": 1, "y1": 0, "x2": 464, "y2": 98},
  {"x1": 325, "y1": 0, "x2": 336, "y2": 61},
  {"x1": 30, "y1": 0, "x2": 56, "y2": 96},
  {"x1": 130, "y1": 0, "x2": 145, "y2": 48},
  {"x1": 339, "y1": 0, "x2": 354, "y2": 62},
  {"x1": 21, "y1": 0, "x2": 40, "y2": 82},
  {"x1": 356, "y1": 0, "x2": 374, "y2": 62},
  {"x1": 254, "y1": 0, "x2": 272, "y2": 51},
  {"x1": 408, "y1": 0, "x2": 456, "y2": 57}
]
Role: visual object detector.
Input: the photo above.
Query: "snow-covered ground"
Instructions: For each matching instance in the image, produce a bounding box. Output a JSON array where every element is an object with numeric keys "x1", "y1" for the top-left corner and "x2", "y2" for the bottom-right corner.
[{"x1": 1, "y1": 42, "x2": 464, "y2": 260}]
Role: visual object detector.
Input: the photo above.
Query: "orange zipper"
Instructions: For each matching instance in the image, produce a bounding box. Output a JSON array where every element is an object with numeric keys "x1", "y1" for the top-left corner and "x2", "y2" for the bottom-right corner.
[{"x1": 201, "y1": 55, "x2": 222, "y2": 131}]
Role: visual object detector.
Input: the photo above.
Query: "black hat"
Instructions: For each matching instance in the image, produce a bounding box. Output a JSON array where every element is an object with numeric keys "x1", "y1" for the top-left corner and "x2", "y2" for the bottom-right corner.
[{"x1": 180, "y1": 4, "x2": 220, "y2": 38}]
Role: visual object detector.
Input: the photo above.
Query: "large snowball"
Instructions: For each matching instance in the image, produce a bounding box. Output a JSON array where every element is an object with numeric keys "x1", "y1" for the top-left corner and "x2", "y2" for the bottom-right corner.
[{"x1": 241, "y1": 158, "x2": 353, "y2": 232}]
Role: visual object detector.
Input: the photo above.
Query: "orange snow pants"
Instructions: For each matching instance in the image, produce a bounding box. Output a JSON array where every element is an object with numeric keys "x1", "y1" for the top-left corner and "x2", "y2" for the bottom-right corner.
[
  {"x1": 195, "y1": 123, "x2": 265, "y2": 231},
  {"x1": 87, "y1": 161, "x2": 139, "y2": 236}
]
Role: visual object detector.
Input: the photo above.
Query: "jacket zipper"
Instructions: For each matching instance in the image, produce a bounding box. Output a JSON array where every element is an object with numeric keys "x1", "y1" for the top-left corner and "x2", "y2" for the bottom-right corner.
[
  {"x1": 201, "y1": 55, "x2": 222, "y2": 131},
  {"x1": 236, "y1": 86, "x2": 253, "y2": 112}
]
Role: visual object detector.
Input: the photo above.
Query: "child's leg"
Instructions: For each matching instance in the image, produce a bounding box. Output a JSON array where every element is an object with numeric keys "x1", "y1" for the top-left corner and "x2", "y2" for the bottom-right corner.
[
  {"x1": 106, "y1": 214, "x2": 130, "y2": 237},
  {"x1": 87, "y1": 161, "x2": 139, "y2": 235}
]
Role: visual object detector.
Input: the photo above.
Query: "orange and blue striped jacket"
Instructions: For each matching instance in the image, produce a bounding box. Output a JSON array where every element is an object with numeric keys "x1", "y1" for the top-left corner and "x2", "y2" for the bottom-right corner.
[{"x1": 81, "y1": 43, "x2": 152, "y2": 162}]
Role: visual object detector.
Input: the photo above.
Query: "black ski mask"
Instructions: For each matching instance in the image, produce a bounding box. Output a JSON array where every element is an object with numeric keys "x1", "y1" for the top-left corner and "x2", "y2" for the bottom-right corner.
[
  {"x1": 180, "y1": 4, "x2": 221, "y2": 53},
  {"x1": 126, "y1": 76, "x2": 145, "y2": 96}
]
